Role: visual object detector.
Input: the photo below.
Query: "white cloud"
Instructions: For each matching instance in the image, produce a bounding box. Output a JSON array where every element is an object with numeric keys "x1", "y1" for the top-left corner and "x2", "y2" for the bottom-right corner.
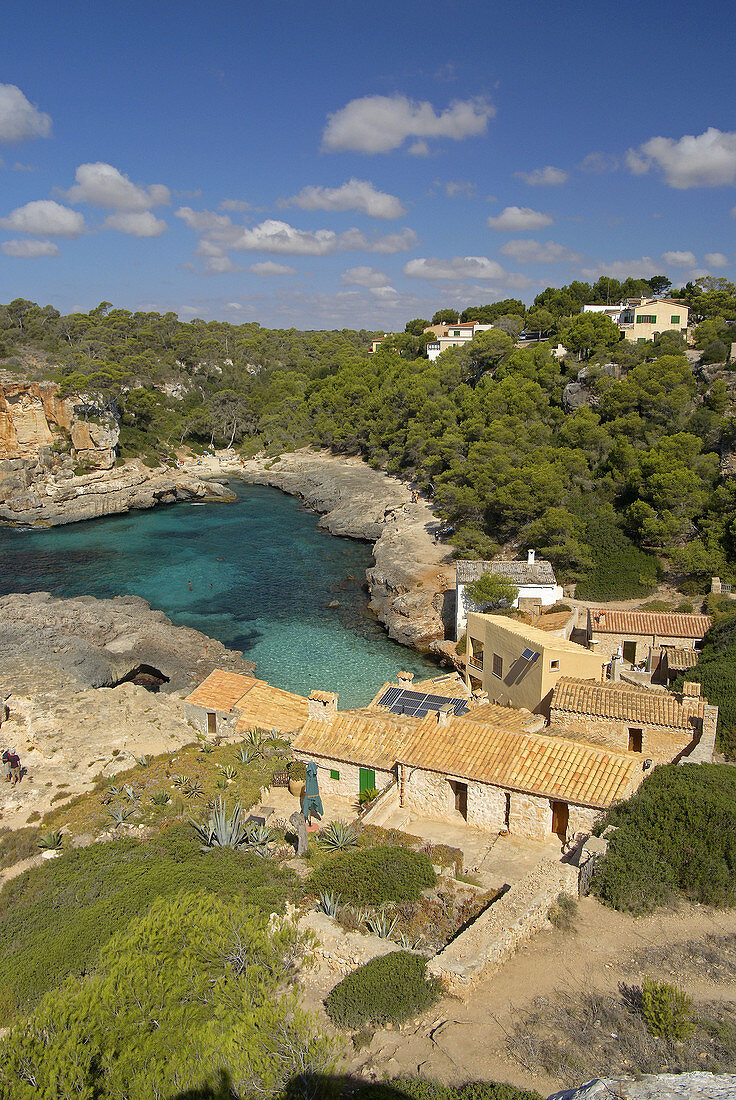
[
  {"x1": 408, "y1": 140, "x2": 430, "y2": 157},
  {"x1": 2, "y1": 238, "x2": 59, "y2": 258},
  {"x1": 322, "y1": 94, "x2": 494, "y2": 154},
  {"x1": 370, "y1": 285, "x2": 398, "y2": 299},
  {"x1": 228, "y1": 219, "x2": 350, "y2": 255},
  {"x1": 341, "y1": 266, "x2": 390, "y2": 287},
  {"x1": 176, "y1": 206, "x2": 234, "y2": 231},
  {"x1": 103, "y1": 211, "x2": 168, "y2": 237},
  {"x1": 283, "y1": 178, "x2": 405, "y2": 219},
  {"x1": 514, "y1": 166, "x2": 568, "y2": 186},
  {"x1": 219, "y1": 198, "x2": 250, "y2": 212},
  {"x1": 0, "y1": 200, "x2": 84, "y2": 238},
  {"x1": 499, "y1": 239, "x2": 581, "y2": 263},
  {"x1": 443, "y1": 180, "x2": 476, "y2": 198},
  {"x1": 581, "y1": 256, "x2": 663, "y2": 280},
  {"x1": 0, "y1": 84, "x2": 51, "y2": 143},
  {"x1": 579, "y1": 151, "x2": 619, "y2": 174},
  {"x1": 65, "y1": 162, "x2": 170, "y2": 210},
  {"x1": 703, "y1": 252, "x2": 729, "y2": 268},
  {"x1": 249, "y1": 261, "x2": 297, "y2": 276},
  {"x1": 487, "y1": 205, "x2": 553, "y2": 231},
  {"x1": 626, "y1": 127, "x2": 736, "y2": 188},
  {"x1": 403, "y1": 256, "x2": 508, "y2": 281},
  {"x1": 661, "y1": 249, "x2": 697, "y2": 267},
  {"x1": 366, "y1": 227, "x2": 418, "y2": 254}
]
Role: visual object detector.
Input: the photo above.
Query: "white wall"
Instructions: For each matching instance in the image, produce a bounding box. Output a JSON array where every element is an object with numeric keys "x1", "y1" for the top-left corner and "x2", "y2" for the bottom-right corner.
[{"x1": 456, "y1": 580, "x2": 564, "y2": 639}]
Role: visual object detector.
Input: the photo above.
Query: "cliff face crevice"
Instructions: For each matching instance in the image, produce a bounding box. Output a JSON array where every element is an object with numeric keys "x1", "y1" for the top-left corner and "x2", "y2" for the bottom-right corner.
[{"x1": 0, "y1": 379, "x2": 119, "y2": 469}]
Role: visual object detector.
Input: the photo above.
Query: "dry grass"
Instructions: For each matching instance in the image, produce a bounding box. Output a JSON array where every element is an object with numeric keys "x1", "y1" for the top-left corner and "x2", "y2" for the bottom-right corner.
[{"x1": 625, "y1": 933, "x2": 736, "y2": 985}]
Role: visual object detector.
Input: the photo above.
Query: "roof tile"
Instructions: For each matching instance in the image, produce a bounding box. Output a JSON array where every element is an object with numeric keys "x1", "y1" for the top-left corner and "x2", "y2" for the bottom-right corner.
[{"x1": 588, "y1": 609, "x2": 710, "y2": 638}]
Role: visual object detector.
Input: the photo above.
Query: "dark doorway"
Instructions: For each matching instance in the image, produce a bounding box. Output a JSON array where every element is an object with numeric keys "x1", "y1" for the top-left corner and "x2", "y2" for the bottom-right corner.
[
  {"x1": 207, "y1": 712, "x2": 217, "y2": 737},
  {"x1": 628, "y1": 727, "x2": 643, "y2": 752},
  {"x1": 551, "y1": 800, "x2": 569, "y2": 839},
  {"x1": 449, "y1": 779, "x2": 468, "y2": 820},
  {"x1": 622, "y1": 641, "x2": 637, "y2": 664},
  {"x1": 504, "y1": 792, "x2": 511, "y2": 830}
]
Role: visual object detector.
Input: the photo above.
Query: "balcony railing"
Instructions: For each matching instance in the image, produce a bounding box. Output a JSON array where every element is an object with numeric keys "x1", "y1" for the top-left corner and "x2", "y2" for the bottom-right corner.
[{"x1": 468, "y1": 655, "x2": 484, "y2": 671}]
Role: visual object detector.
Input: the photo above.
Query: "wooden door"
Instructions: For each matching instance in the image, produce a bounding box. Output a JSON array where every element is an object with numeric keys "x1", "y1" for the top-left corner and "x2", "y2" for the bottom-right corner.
[
  {"x1": 207, "y1": 712, "x2": 216, "y2": 737},
  {"x1": 622, "y1": 641, "x2": 637, "y2": 664},
  {"x1": 551, "y1": 800, "x2": 569, "y2": 839},
  {"x1": 359, "y1": 768, "x2": 376, "y2": 798},
  {"x1": 628, "y1": 728, "x2": 643, "y2": 752}
]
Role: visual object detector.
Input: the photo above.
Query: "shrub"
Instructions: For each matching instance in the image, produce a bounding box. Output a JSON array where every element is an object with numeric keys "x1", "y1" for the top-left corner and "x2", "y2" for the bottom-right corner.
[
  {"x1": 672, "y1": 611, "x2": 736, "y2": 757},
  {"x1": 574, "y1": 507, "x2": 661, "y2": 601},
  {"x1": 547, "y1": 892, "x2": 577, "y2": 931},
  {"x1": 592, "y1": 763, "x2": 736, "y2": 912},
  {"x1": 308, "y1": 846, "x2": 436, "y2": 906},
  {"x1": 288, "y1": 759, "x2": 307, "y2": 782},
  {"x1": 357, "y1": 1080, "x2": 543, "y2": 1100},
  {"x1": 0, "y1": 827, "x2": 41, "y2": 870},
  {"x1": 641, "y1": 978, "x2": 694, "y2": 1041},
  {"x1": 324, "y1": 951, "x2": 440, "y2": 1030}
]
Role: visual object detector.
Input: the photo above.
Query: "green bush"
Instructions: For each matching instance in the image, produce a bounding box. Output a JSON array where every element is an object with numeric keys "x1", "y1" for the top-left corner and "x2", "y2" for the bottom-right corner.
[
  {"x1": 308, "y1": 846, "x2": 436, "y2": 906},
  {"x1": 641, "y1": 978, "x2": 694, "y2": 1040},
  {"x1": 575, "y1": 508, "x2": 661, "y2": 600},
  {"x1": 672, "y1": 611, "x2": 736, "y2": 757},
  {"x1": 357, "y1": 1080, "x2": 543, "y2": 1100},
  {"x1": 324, "y1": 951, "x2": 440, "y2": 1029},
  {"x1": 592, "y1": 763, "x2": 736, "y2": 913},
  {"x1": 0, "y1": 824, "x2": 296, "y2": 1021},
  {"x1": 288, "y1": 759, "x2": 307, "y2": 782}
]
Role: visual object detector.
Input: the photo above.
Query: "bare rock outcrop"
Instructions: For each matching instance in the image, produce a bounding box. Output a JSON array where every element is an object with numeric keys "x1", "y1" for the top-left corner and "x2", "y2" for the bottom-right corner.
[
  {"x1": 549, "y1": 1073, "x2": 736, "y2": 1100},
  {"x1": 240, "y1": 451, "x2": 454, "y2": 650},
  {"x1": 0, "y1": 378, "x2": 118, "y2": 468}
]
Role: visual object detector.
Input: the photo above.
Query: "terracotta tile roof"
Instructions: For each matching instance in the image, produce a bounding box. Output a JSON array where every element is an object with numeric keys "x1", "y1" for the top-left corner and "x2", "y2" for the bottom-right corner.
[
  {"x1": 184, "y1": 670, "x2": 258, "y2": 712},
  {"x1": 550, "y1": 676, "x2": 705, "y2": 728},
  {"x1": 466, "y1": 702, "x2": 539, "y2": 731},
  {"x1": 663, "y1": 646, "x2": 699, "y2": 672},
  {"x1": 233, "y1": 681, "x2": 309, "y2": 734},
  {"x1": 309, "y1": 690, "x2": 338, "y2": 703},
  {"x1": 411, "y1": 673, "x2": 470, "y2": 699},
  {"x1": 457, "y1": 558, "x2": 557, "y2": 586},
  {"x1": 185, "y1": 669, "x2": 309, "y2": 734},
  {"x1": 588, "y1": 609, "x2": 711, "y2": 639},
  {"x1": 531, "y1": 611, "x2": 573, "y2": 634},
  {"x1": 294, "y1": 711, "x2": 639, "y2": 808}
]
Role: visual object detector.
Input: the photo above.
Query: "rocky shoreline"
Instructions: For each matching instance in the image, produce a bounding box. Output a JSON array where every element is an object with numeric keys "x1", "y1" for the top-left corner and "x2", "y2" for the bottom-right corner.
[{"x1": 236, "y1": 450, "x2": 455, "y2": 651}]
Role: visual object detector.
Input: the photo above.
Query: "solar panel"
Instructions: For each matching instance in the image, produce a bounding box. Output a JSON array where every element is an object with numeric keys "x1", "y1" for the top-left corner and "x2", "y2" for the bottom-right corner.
[
  {"x1": 521, "y1": 648, "x2": 535, "y2": 660},
  {"x1": 376, "y1": 687, "x2": 470, "y2": 718}
]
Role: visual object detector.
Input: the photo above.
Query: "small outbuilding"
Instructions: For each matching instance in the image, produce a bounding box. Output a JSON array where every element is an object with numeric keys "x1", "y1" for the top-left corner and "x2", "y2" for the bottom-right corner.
[
  {"x1": 586, "y1": 609, "x2": 711, "y2": 669},
  {"x1": 455, "y1": 551, "x2": 564, "y2": 639},
  {"x1": 184, "y1": 669, "x2": 309, "y2": 738}
]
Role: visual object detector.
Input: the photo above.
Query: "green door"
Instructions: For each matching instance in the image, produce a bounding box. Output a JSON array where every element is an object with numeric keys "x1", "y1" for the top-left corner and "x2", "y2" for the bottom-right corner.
[{"x1": 359, "y1": 768, "x2": 375, "y2": 797}]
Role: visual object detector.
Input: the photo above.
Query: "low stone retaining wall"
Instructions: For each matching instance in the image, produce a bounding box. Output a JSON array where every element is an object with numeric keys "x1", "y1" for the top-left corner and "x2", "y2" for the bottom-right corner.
[
  {"x1": 427, "y1": 858, "x2": 578, "y2": 996},
  {"x1": 299, "y1": 910, "x2": 402, "y2": 977}
]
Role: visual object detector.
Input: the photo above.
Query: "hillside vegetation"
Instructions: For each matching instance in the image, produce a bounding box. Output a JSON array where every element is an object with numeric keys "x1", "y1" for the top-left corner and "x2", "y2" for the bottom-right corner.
[{"x1": 3, "y1": 276, "x2": 736, "y2": 599}]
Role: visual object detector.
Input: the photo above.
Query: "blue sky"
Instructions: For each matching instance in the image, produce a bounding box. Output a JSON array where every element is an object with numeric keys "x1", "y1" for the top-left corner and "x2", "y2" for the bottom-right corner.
[{"x1": 1, "y1": 0, "x2": 734, "y2": 329}]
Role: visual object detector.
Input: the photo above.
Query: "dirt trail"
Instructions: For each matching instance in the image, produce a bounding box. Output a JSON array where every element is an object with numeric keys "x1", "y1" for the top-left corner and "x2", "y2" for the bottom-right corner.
[{"x1": 328, "y1": 896, "x2": 736, "y2": 1095}]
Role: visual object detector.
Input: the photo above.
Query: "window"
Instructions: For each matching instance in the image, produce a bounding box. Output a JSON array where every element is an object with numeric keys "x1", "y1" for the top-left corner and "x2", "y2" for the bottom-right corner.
[
  {"x1": 330, "y1": 768, "x2": 340, "y2": 780},
  {"x1": 636, "y1": 314, "x2": 656, "y2": 324},
  {"x1": 637, "y1": 338, "x2": 646, "y2": 343},
  {"x1": 492, "y1": 652, "x2": 503, "y2": 678},
  {"x1": 453, "y1": 329, "x2": 461, "y2": 336},
  {"x1": 550, "y1": 659, "x2": 560, "y2": 670},
  {"x1": 670, "y1": 315, "x2": 680, "y2": 324}
]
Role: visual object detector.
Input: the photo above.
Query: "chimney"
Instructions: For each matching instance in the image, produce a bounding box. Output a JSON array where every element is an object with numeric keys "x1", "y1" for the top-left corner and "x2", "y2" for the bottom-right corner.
[
  {"x1": 681, "y1": 681, "x2": 702, "y2": 712},
  {"x1": 610, "y1": 649, "x2": 622, "y2": 682},
  {"x1": 471, "y1": 689, "x2": 489, "y2": 706},
  {"x1": 527, "y1": 549, "x2": 535, "y2": 565},
  {"x1": 397, "y1": 671, "x2": 414, "y2": 688},
  {"x1": 437, "y1": 702, "x2": 454, "y2": 727},
  {"x1": 308, "y1": 690, "x2": 338, "y2": 721}
]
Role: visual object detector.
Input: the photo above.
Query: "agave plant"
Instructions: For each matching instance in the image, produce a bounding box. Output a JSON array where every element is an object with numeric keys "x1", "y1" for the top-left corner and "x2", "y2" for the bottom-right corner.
[
  {"x1": 222, "y1": 765, "x2": 237, "y2": 781},
  {"x1": 37, "y1": 830, "x2": 63, "y2": 851},
  {"x1": 346, "y1": 904, "x2": 370, "y2": 926},
  {"x1": 106, "y1": 804, "x2": 136, "y2": 828},
  {"x1": 199, "y1": 741, "x2": 214, "y2": 755},
  {"x1": 171, "y1": 774, "x2": 188, "y2": 789},
  {"x1": 317, "y1": 890, "x2": 341, "y2": 918},
  {"x1": 151, "y1": 790, "x2": 170, "y2": 806},
  {"x1": 106, "y1": 784, "x2": 121, "y2": 797},
  {"x1": 191, "y1": 798, "x2": 249, "y2": 850},
  {"x1": 183, "y1": 778, "x2": 204, "y2": 798},
  {"x1": 317, "y1": 820, "x2": 358, "y2": 851},
  {"x1": 245, "y1": 727, "x2": 265, "y2": 748},
  {"x1": 133, "y1": 754, "x2": 150, "y2": 767},
  {"x1": 216, "y1": 777, "x2": 228, "y2": 790},
  {"x1": 235, "y1": 744, "x2": 260, "y2": 764},
  {"x1": 244, "y1": 821, "x2": 275, "y2": 858},
  {"x1": 366, "y1": 910, "x2": 399, "y2": 939},
  {"x1": 123, "y1": 784, "x2": 140, "y2": 802},
  {"x1": 396, "y1": 932, "x2": 421, "y2": 950}
]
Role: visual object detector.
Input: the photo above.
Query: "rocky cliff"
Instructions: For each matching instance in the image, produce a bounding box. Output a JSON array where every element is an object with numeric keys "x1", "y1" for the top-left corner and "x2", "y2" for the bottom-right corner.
[
  {"x1": 0, "y1": 378, "x2": 235, "y2": 525},
  {"x1": 239, "y1": 450, "x2": 455, "y2": 650}
]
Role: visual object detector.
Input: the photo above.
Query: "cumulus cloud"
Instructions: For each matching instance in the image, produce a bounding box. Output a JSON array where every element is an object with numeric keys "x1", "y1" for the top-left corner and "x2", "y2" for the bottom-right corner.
[
  {"x1": 65, "y1": 162, "x2": 170, "y2": 210},
  {"x1": 581, "y1": 257, "x2": 664, "y2": 280},
  {"x1": 283, "y1": 178, "x2": 405, "y2": 219},
  {"x1": 626, "y1": 127, "x2": 736, "y2": 188},
  {"x1": 442, "y1": 180, "x2": 476, "y2": 198},
  {"x1": 341, "y1": 266, "x2": 390, "y2": 287},
  {"x1": 2, "y1": 238, "x2": 59, "y2": 258},
  {"x1": 322, "y1": 94, "x2": 494, "y2": 154},
  {"x1": 176, "y1": 206, "x2": 234, "y2": 232},
  {"x1": 661, "y1": 249, "x2": 697, "y2": 267},
  {"x1": 403, "y1": 256, "x2": 508, "y2": 281},
  {"x1": 0, "y1": 84, "x2": 51, "y2": 144},
  {"x1": 579, "y1": 151, "x2": 619, "y2": 174},
  {"x1": 249, "y1": 261, "x2": 297, "y2": 276},
  {"x1": 514, "y1": 166, "x2": 568, "y2": 186},
  {"x1": 0, "y1": 200, "x2": 84, "y2": 238},
  {"x1": 370, "y1": 285, "x2": 398, "y2": 299},
  {"x1": 366, "y1": 227, "x2": 418, "y2": 254},
  {"x1": 499, "y1": 239, "x2": 581, "y2": 263},
  {"x1": 219, "y1": 198, "x2": 250, "y2": 212},
  {"x1": 704, "y1": 252, "x2": 729, "y2": 268},
  {"x1": 487, "y1": 205, "x2": 553, "y2": 231},
  {"x1": 103, "y1": 211, "x2": 168, "y2": 237}
]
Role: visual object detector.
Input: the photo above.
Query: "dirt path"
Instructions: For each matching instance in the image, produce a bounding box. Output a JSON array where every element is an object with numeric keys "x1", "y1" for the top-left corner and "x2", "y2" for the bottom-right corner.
[{"x1": 317, "y1": 897, "x2": 736, "y2": 1095}]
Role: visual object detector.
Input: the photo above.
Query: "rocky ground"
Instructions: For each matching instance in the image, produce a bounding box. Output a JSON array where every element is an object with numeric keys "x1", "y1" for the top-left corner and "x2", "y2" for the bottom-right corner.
[
  {"x1": 0, "y1": 591, "x2": 253, "y2": 829},
  {"x1": 235, "y1": 450, "x2": 455, "y2": 650}
]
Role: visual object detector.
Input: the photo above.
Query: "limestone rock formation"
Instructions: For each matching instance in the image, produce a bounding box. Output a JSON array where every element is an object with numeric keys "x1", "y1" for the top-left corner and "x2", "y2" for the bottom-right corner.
[
  {"x1": 0, "y1": 378, "x2": 118, "y2": 468},
  {"x1": 548, "y1": 1073, "x2": 736, "y2": 1100}
]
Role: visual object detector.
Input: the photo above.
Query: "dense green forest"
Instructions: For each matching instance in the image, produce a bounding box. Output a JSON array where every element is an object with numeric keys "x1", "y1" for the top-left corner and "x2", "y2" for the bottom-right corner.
[{"x1": 2, "y1": 274, "x2": 736, "y2": 600}]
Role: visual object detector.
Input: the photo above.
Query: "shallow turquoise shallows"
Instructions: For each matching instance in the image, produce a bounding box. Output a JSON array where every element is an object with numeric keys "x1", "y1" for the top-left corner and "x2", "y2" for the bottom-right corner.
[{"x1": 0, "y1": 481, "x2": 439, "y2": 707}]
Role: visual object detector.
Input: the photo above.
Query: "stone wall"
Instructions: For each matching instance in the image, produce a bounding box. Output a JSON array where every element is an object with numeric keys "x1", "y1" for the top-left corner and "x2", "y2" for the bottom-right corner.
[
  {"x1": 184, "y1": 703, "x2": 240, "y2": 740},
  {"x1": 548, "y1": 709, "x2": 695, "y2": 764},
  {"x1": 292, "y1": 750, "x2": 394, "y2": 802},
  {"x1": 509, "y1": 791, "x2": 552, "y2": 839},
  {"x1": 299, "y1": 910, "x2": 403, "y2": 979},
  {"x1": 589, "y1": 632, "x2": 701, "y2": 666},
  {"x1": 428, "y1": 857, "x2": 579, "y2": 995}
]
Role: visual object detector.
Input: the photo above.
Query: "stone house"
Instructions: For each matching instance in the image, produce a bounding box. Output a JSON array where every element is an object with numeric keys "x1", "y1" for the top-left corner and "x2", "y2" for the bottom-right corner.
[
  {"x1": 292, "y1": 699, "x2": 641, "y2": 842},
  {"x1": 184, "y1": 669, "x2": 309, "y2": 738},
  {"x1": 659, "y1": 645, "x2": 699, "y2": 686},
  {"x1": 586, "y1": 609, "x2": 711, "y2": 670},
  {"x1": 456, "y1": 551, "x2": 564, "y2": 639},
  {"x1": 549, "y1": 677, "x2": 716, "y2": 764},
  {"x1": 465, "y1": 612, "x2": 604, "y2": 715}
]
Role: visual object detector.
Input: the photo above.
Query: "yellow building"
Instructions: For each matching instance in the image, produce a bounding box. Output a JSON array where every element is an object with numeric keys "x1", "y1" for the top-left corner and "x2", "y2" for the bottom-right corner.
[
  {"x1": 465, "y1": 613, "x2": 604, "y2": 715},
  {"x1": 619, "y1": 298, "x2": 689, "y2": 343}
]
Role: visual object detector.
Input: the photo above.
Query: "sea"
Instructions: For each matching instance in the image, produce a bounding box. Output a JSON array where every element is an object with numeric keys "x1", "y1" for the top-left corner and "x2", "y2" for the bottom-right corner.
[{"x1": 0, "y1": 480, "x2": 439, "y2": 707}]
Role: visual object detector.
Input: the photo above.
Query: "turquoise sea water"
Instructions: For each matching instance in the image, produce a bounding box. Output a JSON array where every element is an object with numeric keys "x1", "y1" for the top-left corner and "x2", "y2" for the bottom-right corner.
[{"x1": 0, "y1": 481, "x2": 438, "y2": 707}]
